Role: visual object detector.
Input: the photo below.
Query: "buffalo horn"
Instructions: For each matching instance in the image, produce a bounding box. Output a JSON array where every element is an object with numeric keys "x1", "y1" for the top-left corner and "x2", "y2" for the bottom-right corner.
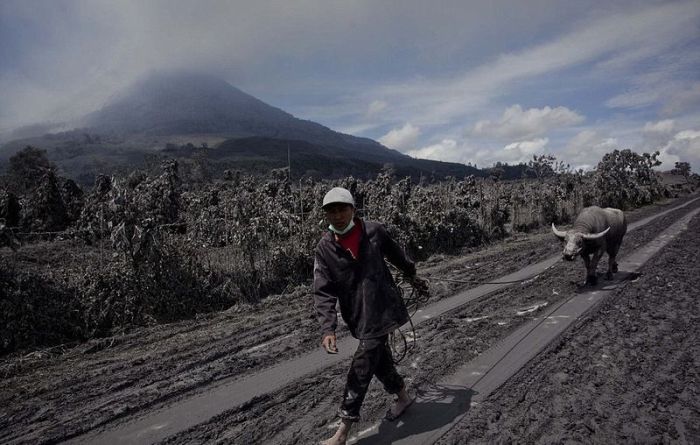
[
  {"x1": 551, "y1": 223, "x2": 567, "y2": 239},
  {"x1": 582, "y1": 227, "x2": 610, "y2": 240}
]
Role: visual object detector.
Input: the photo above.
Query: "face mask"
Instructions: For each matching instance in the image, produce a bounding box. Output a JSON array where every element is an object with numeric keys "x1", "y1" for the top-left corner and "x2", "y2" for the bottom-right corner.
[{"x1": 329, "y1": 217, "x2": 355, "y2": 235}]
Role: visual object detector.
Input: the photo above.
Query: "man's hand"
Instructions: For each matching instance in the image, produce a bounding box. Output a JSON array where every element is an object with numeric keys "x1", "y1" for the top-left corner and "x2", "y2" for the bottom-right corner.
[
  {"x1": 408, "y1": 275, "x2": 429, "y2": 295},
  {"x1": 322, "y1": 333, "x2": 338, "y2": 354}
]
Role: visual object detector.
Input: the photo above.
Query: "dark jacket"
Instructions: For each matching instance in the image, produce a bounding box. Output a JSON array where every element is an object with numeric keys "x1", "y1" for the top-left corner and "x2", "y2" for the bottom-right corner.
[{"x1": 313, "y1": 219, "x2": 416, "y2": 340}]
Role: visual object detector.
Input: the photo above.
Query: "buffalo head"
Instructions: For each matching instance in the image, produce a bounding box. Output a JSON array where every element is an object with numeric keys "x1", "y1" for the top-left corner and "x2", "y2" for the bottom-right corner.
[{"x1": 552, "y1": 223, "x2": 610, "y2": 261}]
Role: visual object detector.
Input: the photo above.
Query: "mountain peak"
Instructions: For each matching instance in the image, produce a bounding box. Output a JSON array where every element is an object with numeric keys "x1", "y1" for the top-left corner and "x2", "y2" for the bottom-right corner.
[
  {"x1": 84, "y1": 70, "x2": 405, "y2": 161},
  {"x1": 85, "y1": 70, "x2": 292, "y2": 136}
]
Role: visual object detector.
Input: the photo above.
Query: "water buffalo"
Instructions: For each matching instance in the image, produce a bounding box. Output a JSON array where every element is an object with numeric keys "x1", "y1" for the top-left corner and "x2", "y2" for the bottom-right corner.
[{"x1": 552, "y1": 206, "x2": 627, "y2": 285}]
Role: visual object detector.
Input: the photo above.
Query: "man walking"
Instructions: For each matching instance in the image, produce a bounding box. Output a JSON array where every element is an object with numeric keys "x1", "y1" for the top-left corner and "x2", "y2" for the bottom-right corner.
[{"x1": 313, "y1": 187, "x2": 424, "y2": 445}]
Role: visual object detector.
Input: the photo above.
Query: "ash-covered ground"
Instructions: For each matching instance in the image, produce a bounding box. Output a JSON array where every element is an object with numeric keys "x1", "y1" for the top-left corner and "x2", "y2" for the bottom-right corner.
[{"x1": 1, "y1": 196, "x2": 698, "y2": 444}]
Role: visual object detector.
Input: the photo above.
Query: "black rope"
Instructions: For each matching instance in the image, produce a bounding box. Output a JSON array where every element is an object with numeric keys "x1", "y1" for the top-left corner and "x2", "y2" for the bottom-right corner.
[{"x1": 389, "y1": 277, "x2": 431, "y2": 364}]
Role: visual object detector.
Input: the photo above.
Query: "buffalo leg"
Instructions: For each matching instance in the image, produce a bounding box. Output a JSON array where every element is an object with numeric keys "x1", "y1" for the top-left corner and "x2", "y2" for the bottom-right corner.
[
  {"x1": 606, "y1": 254, "x2": 617, "y2": 279},
  {"x1": 607, "y1": 244, "x2": 621, "y2": 278},
  {"x1": 587, "y1": 249, "x2": 604, "y2": 285},
  {"x1": 581, "y1": 254, "x2": 595, "y2": 285}
]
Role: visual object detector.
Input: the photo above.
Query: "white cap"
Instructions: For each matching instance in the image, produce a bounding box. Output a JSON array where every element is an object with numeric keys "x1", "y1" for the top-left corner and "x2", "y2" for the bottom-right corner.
[{"x1": 322, "y1": 187, "x2": 355, "y2": 208}]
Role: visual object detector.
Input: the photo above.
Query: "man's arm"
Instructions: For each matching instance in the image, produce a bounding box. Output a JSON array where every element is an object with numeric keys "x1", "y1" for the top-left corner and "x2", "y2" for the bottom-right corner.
[
  {"x1": 379, "y1": 223, "x2": 430, "y2": 294},
  {"x1": 313, "y1": 247, "x2": 339, "y2": 351},
  {"x1": 378, "y1": 223, "x2": 416, "y2": 277}
]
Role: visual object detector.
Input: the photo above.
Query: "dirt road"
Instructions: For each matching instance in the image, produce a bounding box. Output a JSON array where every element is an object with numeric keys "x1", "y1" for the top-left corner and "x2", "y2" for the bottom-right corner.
[
  {"x1": 1, "y1": 195, "x2": 698, "y2": 444},
  {"x1": 436, "y1": 210, "x2": 700, "y2": 444}
]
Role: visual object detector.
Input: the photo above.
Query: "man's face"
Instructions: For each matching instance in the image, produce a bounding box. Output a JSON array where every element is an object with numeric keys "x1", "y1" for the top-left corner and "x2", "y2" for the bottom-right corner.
[{"x1": 324, "y1": 203, "x2": 354, "y2": 230}]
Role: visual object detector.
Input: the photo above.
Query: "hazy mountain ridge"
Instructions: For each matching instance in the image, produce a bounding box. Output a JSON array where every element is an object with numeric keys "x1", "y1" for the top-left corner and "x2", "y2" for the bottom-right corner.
[
  {"x1": 1, "y1": 71, "x2": 480, "y2": 183},
  {"x1": 84, "y1": 71, "x2": 401, "y2": 160}
]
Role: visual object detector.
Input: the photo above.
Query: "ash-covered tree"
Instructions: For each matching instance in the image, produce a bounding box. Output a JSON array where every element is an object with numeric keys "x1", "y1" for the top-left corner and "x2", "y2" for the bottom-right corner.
[
  {"x1": 526, "y1": 154, "x2": 570, "y2": 179},
  {"x1": 0, "y1": 190, "x2": 21, "y2": 227},
  {"x1": 21, "y1": 170, "x2": 69, "y2": 232},
  {"x1": 595, "y1": 149, "x2": 664, "y2": 209},
  {"x1": 671, "y1": 161, "x2": 692, "y2": 182},
  {"x1": 7, "y1": 146, "x2": 56, "y2": 194}
]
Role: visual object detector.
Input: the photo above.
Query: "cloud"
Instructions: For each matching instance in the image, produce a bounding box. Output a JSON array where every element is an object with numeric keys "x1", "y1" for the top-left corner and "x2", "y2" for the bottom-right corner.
[
  {"x1": 606, "y1": 90, "x2": 661, "y2": 109},
  {"x1": 675, "y1": 130, "x2": 700, "y2": 140},
  {"x1": 408, "y1": 137, "x2": 550, "y2": 168},
  {"x1": 501, "y1": 138, "x2": 550, "y2": 163},
  {"x1": 362, "y1": 1, "x2": 700, "y2": 128},
  {"x1": 407, "y1": 139, "x2": 459, "y2": 162},
  {"x1": 562, "y1": 130, "x2": 620, "y2": 170},
  {"x1": 408, "y1": 117, "x2": 700, "y2": 174},
  {"x1": 471, "y1": 105, "x2": 584, "y2": 140},
  {"x1": 643, "y1": 119, "x2": 675, "y2": 134},
  {"x1": 657, "y1": 129, "x2": 700, "y2": 170},
  {"x1": 605, "y1": 49, "x2": 700, "y2": 115},
  {"x1": 408, "y1": 138, "x2": 499, "y2": 168},
  {"x1": 662, "y1": 82, "x2": 700, "y2": 116},
  {"x1": 366, "y1": 100, "x2": 388, "y2": 118},
  {"x1": 379, "y1": 123, "x2": 421, "y2": 151}
]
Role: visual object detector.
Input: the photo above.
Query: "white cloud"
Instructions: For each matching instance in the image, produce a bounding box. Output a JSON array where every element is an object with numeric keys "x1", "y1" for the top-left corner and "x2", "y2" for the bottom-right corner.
[
  {"x1": 408, "y1": 137, "x2": 552, "y2": 168},
  {"x1": 408, "y1": 138, "x2": 502, "y2": 168},
  {"x1": 643, "y1": 119, "x2": 675, "y2": 134},
  {"x1": 379, "y1": 123, "x2": 421, "y2": 151},
  {"x1": 657, "y1": 129, "x2": 700, "y2": 170},
  {"x1": 562, "y1": 130, "x2": 620, "y2": 170},
  {"x1": 472, "y1": 105, "x2": 584, "y2": 140},
  {"x1": 675, "y1": 130, "x2": 700, "y2": 140},
  {"x1": 407, "y1": 139, "x2": 459, "y2": 162},
  {"x1": 501, "y1": 138, "x2": 549, "y2": 163}
]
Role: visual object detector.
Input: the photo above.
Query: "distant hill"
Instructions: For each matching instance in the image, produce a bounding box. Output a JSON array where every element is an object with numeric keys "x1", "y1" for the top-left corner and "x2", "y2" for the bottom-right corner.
[{"x1": 1, "y1": 70, "x2": 483, "y2": 183}]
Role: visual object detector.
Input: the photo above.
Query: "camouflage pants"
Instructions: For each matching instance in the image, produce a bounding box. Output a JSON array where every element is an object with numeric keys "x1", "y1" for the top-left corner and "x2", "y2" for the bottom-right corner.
[{"x1": 338, "y1": 335, "x2": 404, "y2": 421}]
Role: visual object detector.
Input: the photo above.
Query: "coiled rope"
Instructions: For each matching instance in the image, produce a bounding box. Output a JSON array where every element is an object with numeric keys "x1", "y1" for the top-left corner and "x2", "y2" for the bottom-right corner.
[{"x1": 389, "y1": 276, "x2": 431, "y2": 364}]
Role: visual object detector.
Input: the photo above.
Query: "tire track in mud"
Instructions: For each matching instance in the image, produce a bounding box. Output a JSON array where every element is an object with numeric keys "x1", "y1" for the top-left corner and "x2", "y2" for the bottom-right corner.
[
  {"x1": 61, "y1": 197, "x2": 700, "y2": 444},
  {"x1": 1, "y1": 296, "x2": 321, "y2": 444},
  {"x1": 435, "y1": 213, "x2": 700, "y2": 444}
]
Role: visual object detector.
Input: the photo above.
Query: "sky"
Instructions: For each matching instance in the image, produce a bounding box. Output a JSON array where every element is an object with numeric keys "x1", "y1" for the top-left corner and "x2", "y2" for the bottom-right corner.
[{"x1": 1, "y1": 0, "x2": 699, "y2": 172}]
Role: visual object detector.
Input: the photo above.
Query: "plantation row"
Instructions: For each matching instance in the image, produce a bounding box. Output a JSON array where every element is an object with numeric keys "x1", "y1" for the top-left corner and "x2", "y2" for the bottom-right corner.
[{"x1": 0, "y1": 148, "x2": 693, "y2": 355}]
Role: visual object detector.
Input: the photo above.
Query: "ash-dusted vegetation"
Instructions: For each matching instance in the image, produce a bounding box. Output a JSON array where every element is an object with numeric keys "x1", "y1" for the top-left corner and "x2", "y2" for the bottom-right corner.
[{"x1": 0, "y1": 146, "x2": 696, "y2": 355}]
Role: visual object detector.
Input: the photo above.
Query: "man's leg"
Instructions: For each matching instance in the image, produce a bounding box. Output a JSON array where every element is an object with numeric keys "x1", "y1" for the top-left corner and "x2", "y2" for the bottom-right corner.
[
  {"x1": 322, "y1": 338, "x2": 384, "y2": 445},
  {"x1": 374, "y1": 337, "x2": 414, "y2": 420}
]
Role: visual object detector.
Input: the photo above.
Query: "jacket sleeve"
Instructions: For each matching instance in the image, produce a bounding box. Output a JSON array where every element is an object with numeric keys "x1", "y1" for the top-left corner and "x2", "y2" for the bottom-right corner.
[
  {"x1": 313, "y1": 246, "x2": 338, "y2": 335},
  {"x1": 378, "y1": 223, "x2": 416, "y2": 277}
]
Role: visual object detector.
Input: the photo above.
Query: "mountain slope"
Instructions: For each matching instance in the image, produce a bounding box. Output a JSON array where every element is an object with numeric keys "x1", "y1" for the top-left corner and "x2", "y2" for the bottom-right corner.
[
  {"x1": 85, "y1": 71, "x2": 401, "y2": 161},
  {"x1": 1, "y1": 71, "x2": 482, "y2": 182}
]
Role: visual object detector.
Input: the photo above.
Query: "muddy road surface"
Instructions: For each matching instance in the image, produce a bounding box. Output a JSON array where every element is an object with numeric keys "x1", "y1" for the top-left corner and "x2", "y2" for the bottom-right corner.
[
  {"x1": 1, "y1": 195, "x2": 699, "y2": 444},
  {"x1": 436, "y1": 210, "x2": 700, "y2": 444}
]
